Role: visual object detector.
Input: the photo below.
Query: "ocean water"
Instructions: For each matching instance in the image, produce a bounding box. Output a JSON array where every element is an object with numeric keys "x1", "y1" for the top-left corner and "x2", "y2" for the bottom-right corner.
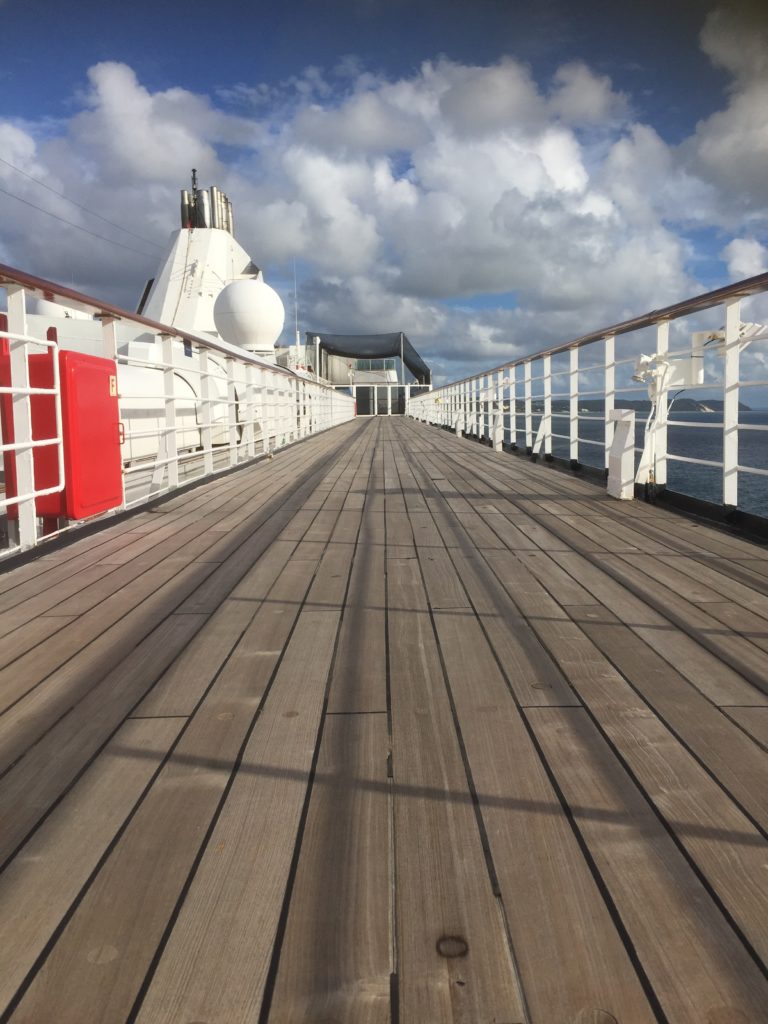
[{"x1": 502, "y1": 410, "x2": 768, "y2": 516}]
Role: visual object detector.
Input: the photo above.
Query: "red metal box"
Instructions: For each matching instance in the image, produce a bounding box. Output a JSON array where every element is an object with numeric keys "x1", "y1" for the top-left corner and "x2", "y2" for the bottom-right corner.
[
  {"x1": 0, "y1": 342, "x2": 122, "y2": 520},
  {"x1": 58, "y1": 350, "x2": 123, "y2": 519}
]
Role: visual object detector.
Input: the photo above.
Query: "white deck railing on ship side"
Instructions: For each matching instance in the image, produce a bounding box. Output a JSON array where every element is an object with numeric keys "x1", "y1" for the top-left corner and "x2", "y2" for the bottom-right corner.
[
  {"x1": 408, "y1": 272, "x2": 768, "y2": 513},
  {"x1": 0, "y1": 264, "x2": 355, "y2": 558}
]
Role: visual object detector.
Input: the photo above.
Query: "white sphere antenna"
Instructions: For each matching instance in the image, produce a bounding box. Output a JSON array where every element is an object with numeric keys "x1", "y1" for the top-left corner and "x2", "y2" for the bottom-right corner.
[{"x1": 213, "y1": 278, "x2": 285, "y2": 358}]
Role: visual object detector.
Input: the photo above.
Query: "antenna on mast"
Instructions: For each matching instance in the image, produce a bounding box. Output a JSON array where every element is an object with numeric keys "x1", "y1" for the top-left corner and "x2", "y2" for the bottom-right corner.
[{"x1": 181, "y1": 168, "x2": 200, "y2": 230}]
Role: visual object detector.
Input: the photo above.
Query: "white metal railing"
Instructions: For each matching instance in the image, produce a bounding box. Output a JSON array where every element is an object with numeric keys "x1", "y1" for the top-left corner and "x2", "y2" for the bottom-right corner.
[
  {"x1": 0, "y1": 265, "x2": 355, "y2": 557},
  {"x1": 408, "y1": 272, "x2": 768, "y2": 515}
]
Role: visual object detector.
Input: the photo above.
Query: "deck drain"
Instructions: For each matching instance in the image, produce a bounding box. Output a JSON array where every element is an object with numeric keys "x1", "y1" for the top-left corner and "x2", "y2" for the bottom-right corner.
[{"x1": 436, "y1": 935, "x2": 468, "y2": 958}]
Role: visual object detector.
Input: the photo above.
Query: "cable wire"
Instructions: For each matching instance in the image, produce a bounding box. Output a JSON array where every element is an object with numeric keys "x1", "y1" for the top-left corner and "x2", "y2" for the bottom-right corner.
[
  {"x1": 0, "y1": 155, "x2": 164, "y2": 250},
  {"x1": 0, "y1": 186, "x2": 159, "y2": 261}
]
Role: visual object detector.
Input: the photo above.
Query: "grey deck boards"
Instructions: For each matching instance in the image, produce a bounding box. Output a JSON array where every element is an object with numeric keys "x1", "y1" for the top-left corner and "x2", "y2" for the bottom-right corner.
[{"x1": 0, "y1": 416, "x2": 766, "y2": 1024}]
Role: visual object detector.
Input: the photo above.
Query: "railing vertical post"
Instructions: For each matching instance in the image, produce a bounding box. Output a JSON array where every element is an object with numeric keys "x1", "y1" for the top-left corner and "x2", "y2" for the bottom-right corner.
[
  {"x1": 542, "y1": 354, "x2": 552, "y2": 457},
  {"x1": 6, "y1": 287, "x2": 37, "y2": 550},
  {"x1": 569, "y1": 347, "x2": 579, "y2": 466},
  {"x1": 267, "y1": 373, "x2": 276, "y2": 450},
  {"x1": 503, "y1": 368, "x2": 510, "y2": 447},
  {"x1": 199, "y1": 350, "x2": 214, "y2": 474},
  {"x1": 161, "y1": 334, "x2": 179, "y2": 488},
  {"x1": 493, "y1": 369, "x2": 503, "y2": 451},
  {"x1": 723, "y1": 297, "x2": 741, "y2": 507},
  {"x1": 654, "y1": 322, "x2": 669, "y2": 487},
  {"x1": 244, "y1": 363, "x2": 256, "y2": 458},
  {"x1": 100, "y1": 316, "x2": 125, "y2": 506},
  {"x1": 604, "y1": 334, "x2": 615, "y2": 473},
  {"x1": 227, "y1": 357, "x2": 238, "y2": 466},
  {"x1": 524, "y1": 360, "x2": 532, "y2": 453},
  {"x1": 511, "y1": 365, "x2": 518, "y2": 448},
  {"x1": 100, "y1": 317, "x2": 118, "y2": 360}
]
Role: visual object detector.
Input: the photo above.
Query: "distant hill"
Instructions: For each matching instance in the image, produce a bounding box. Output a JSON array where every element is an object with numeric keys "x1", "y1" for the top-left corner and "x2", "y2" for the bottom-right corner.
[{"x1": 529, "y1": 398, "x2": 751, "y2": 413}]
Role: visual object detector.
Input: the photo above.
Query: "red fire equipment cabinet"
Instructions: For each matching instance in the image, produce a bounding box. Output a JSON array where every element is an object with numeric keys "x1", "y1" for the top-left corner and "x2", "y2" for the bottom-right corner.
[{"x1": 0, "y1": 339, "x2": 123, "y2": 521}]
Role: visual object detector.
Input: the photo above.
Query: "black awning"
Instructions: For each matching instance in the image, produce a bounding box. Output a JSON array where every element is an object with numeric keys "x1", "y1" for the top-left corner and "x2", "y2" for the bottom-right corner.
[{"x1": 305, "y1": 331, "x2": 431, "y2": 385}]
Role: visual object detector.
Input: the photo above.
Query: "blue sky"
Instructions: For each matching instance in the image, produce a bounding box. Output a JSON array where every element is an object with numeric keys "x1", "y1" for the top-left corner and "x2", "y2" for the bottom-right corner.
[{"x1": 1, "y1": 0, "x2": 767, "y2": 382}]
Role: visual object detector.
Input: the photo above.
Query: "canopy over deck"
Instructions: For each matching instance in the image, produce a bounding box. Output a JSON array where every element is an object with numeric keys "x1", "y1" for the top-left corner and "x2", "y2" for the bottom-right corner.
[{"x1": 306, "y1": 330, "x2": 431, "y2": 384}]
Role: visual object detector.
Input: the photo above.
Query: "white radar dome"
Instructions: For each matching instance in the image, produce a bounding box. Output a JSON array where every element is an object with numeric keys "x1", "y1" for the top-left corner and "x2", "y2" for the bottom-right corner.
[{"x1": 213, "y1": 278, "x2": 285, "y2": 355}]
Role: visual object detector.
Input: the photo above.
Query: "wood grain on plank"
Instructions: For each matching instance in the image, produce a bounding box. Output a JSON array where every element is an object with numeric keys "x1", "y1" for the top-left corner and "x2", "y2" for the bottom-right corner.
[
  {"x1": 268, "y1": 714, "x2": 391, "y2": 1024},
  {"x1": 432, "y1": 610, "x2": 656, "y2": 1022},
  {"x1": 9, "y1": 556, "x2": 325, "y2": 1024},
  {"x1": 0, "y1": 717, "x2": 182, "y2": 1017},
  {"x1": 134, "y1": 606, "x2": 343, "y2": 1024},
  {"x1": 528, "y1": 707, "x2": 768, "y2": 1023},
  {"x1": 387, "y1": 555, "x2": 525, "y2": 1024},
  {"x1": 724, "y1": 706, "x2": 768, "y2": 749},
  {"x1": 0, "y1": 613, "x2": 208, "y2": 868},
  {"x1": 327, "y1": 516, "x2": 387, "y2": 714},
  {"x1": 575, "y1": 610, "x2": 768, "y2": 829}
]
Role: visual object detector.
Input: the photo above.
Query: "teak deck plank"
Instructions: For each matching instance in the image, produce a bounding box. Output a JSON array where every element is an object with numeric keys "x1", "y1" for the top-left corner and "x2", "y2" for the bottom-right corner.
[
  {"x1": 387, "y1": 554, "x2": 526, "y2": 1023},
  {"x1": 725, "y1": 706, "x2": 768, "y2": 748},
  {"x1": 0, "y1": 717, "x2": 183, "y2": 1014},
  {"x1": 529, "y1": 707, "x2": 768, "y2": 1023},
  {"x1": 267, "y1": 713, "x2": 391, "y2": 1023},
  {"x1": 10, "y1": 555, "x2": 328, "y2": 1024},
  {"x1": 430, "y1": 611, "x2": 657, "y2": 1023},
  {"x1": 133, "y1": 602, "x2": 351, "y2": 1022},
  {"x1": 1, "y1": 415, "x2": 767, "y2": 1023}
]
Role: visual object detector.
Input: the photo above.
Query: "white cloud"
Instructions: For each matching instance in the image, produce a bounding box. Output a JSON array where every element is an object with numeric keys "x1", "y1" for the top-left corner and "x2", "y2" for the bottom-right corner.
[
  {"x1": 1, "y1": 28, "x2": 767, "y2": 382},
  {"x1": 699, "y1": 2, "x2": 768, "y2": 83},
  {"x1": 293, "y1": 91, "x2": 427, "y2": 153},
  {"x1": 438, "y1": 59, "x2": 545, "y2": 137},
  {"x1": 548, "y1": 62, "x2": 628, "y2": 125},
  {"x1": 722, "y1": 237, "x2": 768, "y2": 278},
  {"x1": 687, "y1": 3, "x2": 768, "y2": 208}
]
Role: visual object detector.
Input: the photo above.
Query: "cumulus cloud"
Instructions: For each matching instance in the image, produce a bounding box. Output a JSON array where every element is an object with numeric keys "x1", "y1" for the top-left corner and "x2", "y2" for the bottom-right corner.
[
  {"x1": 687, "y1": 2, "x2": 768, "y2": 208},
  {"x1": 722, "y1": 237, "x2": 768, "y2": 278},
  {"x1": 1, "y1": 19, "x2": 767, "y2": 382},
  {"x1": 548, "y1": 62, "x2": 629, "y2": 125}
]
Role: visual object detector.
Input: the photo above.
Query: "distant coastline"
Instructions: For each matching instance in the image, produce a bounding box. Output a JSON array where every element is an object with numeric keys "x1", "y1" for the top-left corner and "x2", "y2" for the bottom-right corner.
[{"x1": 530, "y1": 398, "x2": 753, "y2": 413}]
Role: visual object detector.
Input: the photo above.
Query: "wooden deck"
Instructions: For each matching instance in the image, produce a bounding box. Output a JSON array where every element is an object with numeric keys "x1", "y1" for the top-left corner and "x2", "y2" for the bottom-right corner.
[{"x1": 0, "y1": 416, "x2": 767, "y2": 1024}]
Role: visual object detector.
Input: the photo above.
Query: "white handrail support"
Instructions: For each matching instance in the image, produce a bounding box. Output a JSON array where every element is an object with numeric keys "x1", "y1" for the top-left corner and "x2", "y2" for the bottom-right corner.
[
  {"x1": 607, "y1": 410, "x2": 636, "y2": 500},
  {"x1": 723, "y1": 297, "x2": 741, "y2": 507},
  {"x1": 7, "y1": 288, "x2": 37, "y2": 549}
]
